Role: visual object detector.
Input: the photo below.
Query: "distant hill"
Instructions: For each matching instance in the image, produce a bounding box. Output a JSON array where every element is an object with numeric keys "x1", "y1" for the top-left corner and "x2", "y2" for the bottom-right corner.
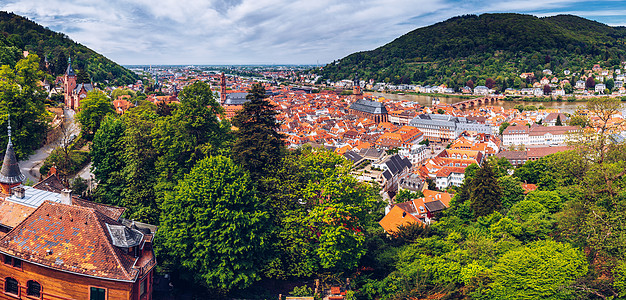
[
  {"x1": 0, "y1": 11, "x2": 138, "y2": 86},
  {"x1": 318, "y1": 13, "x2": 626, "y2": 90}
]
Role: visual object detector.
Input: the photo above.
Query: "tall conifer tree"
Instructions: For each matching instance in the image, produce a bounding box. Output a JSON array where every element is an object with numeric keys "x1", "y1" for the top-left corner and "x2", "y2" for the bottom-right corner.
[
  {"x1": 470, "y1": 160, "x2": 502, "y2": 217},
  {"x1": 231, "y1": 83, "x2": 285, "y2": 180}
]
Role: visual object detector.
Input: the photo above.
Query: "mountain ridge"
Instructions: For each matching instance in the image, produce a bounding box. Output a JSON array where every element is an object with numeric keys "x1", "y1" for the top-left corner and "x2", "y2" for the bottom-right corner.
[
  {"x1": 318, "y1": 13, "x2": 626, "y2": 89},
  {"x1": 0, "y1": 11, "x2": 138, "y2": 86}
]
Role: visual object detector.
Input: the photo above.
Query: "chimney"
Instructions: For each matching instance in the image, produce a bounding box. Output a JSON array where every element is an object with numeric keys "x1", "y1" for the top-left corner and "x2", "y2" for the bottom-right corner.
[
  {"x1": 12, "y1": 186, "x2": 25, "y2": 199},
  {"x1": 60, "y1": 189, "x2": 72, "y2": 205}
]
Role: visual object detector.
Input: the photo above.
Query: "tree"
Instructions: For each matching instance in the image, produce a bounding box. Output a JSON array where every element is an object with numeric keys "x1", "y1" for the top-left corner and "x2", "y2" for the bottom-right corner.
[
  {"x1": 0, "y1": 54, "x2": 49, "y2": 159},
  {"x1": 76, "y1": 90, "x2": 115, "y2": 139},
  {"x1": 498, "y1": 176, "x2": 525, "y2": 209},
  {"x1": 466, "y1": 79, "x2": 474, "y2": 89},
  {"x1": 555, "y1": 115, "x2": 563, "y2": 126},
  {"x1": 568, "y1": 114, "x2": 589, "y2": 128},
  {"x1": 395, "y1": 189, "x2": 424, "y2": 202},
  {"x1": 487, "y1": 240, "x2": 588, "y2": 299},
  {"x1": 470, "y1": 160, "x2": 502, "y2": 217},
  {"x1": 543, "y1": 84, "x2": 551, "y2": 95},
  {"x1": 606, "y1": 78, "x2": 615, "y2": 92},
  {"x1": 157, "y1": 156, "x2": 270, "y2": 291},
  {"x1": 586, "y1": 76, "x2": 596, "y2": 89},
  {"x1": 485, "y1": 77, "x2": 495, "y2": 89},
  {"x1": 526, "y1": 190, "x2": 562, "y2": 213},
  {"x1": 152, "y1": 81, "x2": 230, "y2": 189},
  {"x1": 231, "y1": 83, "x2": 285, "y2": 180},
  {"x1": 499, "y1": 122, "x2": 510, "y2": 135},
  {"x1": 263, "y1": 148, "x2": 381, "y2": 278},
  {"x1": 563, "y1": 82, "x2": 573, "y2": 94}
]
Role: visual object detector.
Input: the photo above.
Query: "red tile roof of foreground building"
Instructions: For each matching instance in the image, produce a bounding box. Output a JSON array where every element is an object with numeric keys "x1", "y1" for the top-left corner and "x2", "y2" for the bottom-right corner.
[{"x1": 0, "y1": 201, "x2": 155, "y2": 282}]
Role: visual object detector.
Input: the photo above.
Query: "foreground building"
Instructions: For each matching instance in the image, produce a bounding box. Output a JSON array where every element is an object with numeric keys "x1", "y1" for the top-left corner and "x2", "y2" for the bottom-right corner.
[{"x1": 0, "y1": 125, "x2": 156, "y2": 300}]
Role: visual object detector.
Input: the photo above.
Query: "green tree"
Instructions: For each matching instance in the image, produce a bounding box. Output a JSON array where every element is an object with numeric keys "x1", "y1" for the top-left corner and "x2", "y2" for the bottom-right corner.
[
  {"x1": 606, "y1": 78, "x2": 615, "y2": 92},
  {"x1": 157, "y1": 156, "x2": 270, "y2": 291},
  {"x1": 470, "y1": 160, "x2": 502, "y2": 217},
  {"x1": 555, "y1": 115, "x2": 563, "y2": 126},
  {"x1": 498, "y1": 176, "x2": 525, "y2": 209},
  {"x1": 395, "y1": 189, "x2": 424, "y2": 202},
  {"x1": 264, "y1": 148, "x2": 381, "y2": 278},
  {"x1": 152, "y1": 81, "x2": 230, "y2": 190},
  {"x1": 526, "y1": 190, "x2": 562, "y2": 213},
  {"x1": 563, "y1": 82, "x2": 573, "y2": 94},
  {"x1": 487, "y1": 240, "x2": 588, "y2": 299},
  {"x1": 499, "y1": 122, "x2": 510, "y2": 135},
  {"x1": 76, "y1": 90, "x2": 115, "y2": 139},
  {"x1": 232, "y1": 83, "x2": 285, "y2": 180},
  {"x1": 0, "y1": 54, "x2": 48, "y2": 159}
]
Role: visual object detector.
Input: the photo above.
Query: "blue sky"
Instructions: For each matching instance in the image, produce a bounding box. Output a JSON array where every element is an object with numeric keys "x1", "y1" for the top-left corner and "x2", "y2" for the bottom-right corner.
[{"x1": 1, "y1": 0, "x2": 625, "y2": 65}]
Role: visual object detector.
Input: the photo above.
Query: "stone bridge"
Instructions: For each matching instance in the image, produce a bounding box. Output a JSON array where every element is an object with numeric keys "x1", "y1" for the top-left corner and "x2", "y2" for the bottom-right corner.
[{"x1": 451, "y1": 96, "x2": 503, "y2": 109}]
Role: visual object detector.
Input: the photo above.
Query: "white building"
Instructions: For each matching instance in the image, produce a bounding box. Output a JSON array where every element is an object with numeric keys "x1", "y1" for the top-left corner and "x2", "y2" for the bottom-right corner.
[
  {"x1": 398, "y1": 144, "x2": 430, "y2": 165},
  {"x1": 502, "y1": 124, "x2": 579, "y2": 146}
]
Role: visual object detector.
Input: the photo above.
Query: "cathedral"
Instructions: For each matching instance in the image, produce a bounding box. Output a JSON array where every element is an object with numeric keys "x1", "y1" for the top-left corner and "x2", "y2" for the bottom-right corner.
[{"x1": 62, "y1": 58, "x2": 93, "y2": 110}]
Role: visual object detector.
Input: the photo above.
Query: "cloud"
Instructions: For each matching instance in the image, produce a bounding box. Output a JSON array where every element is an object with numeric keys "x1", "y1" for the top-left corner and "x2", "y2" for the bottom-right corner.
[{"x1": 0, "y1": 0, "x2": 624, "y2": 65}]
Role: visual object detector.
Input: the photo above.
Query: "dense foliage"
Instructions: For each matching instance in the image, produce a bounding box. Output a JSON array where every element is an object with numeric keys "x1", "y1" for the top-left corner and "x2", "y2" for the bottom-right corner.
[
  {"x1": 0, "y1": 54, "x2": 49, "y2": 159},
  {"x1": 357, "y1": 98, "x2": 625, "y2": 299},
  {"x1": 0, "y1": 12, "x2": 137, "y2": 85},
  {"x1": 319, "y1": 14, "x2": 626, "y2": 89},
  {"x1": 158, "y1": 156, "x2": 270, "y2": 291}
]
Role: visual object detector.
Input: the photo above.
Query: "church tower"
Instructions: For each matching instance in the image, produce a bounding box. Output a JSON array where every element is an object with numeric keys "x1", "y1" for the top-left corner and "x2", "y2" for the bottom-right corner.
[
  {"x1": 353, "y1": 74, "x2": 362, "y2": 96},
  {"x1": 0, "y1": 116, "x2": 25, "y2": 195},
  {"x1": 220, "y1": 72, "x2": 227, "y2": 105},
  {"x1": 64, "y1": 57, "x2": 77, "y2": 109}
]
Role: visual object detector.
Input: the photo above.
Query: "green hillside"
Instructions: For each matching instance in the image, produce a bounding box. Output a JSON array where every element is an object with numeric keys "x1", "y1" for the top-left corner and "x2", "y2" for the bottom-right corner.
[
  {"x1": 0, "y1": 11, "x2": 138, "y2": 86},
  {"x1": 318, "y1": 13, "x2": 626, "y2": 89}
]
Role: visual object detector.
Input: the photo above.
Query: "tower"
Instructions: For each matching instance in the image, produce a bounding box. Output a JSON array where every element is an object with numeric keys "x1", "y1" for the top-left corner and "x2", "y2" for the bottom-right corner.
[
  {"x1": 64, "y1": 57, "x2": 77, "y2": 109},
  {"x1": 353, "y1": 74, "x2": 362, "y2": 96},
  {"x1": 220, "y1": 72, "x2": 227, "y2": 105},
  {"x1": 0, "y1": 116, "x2": 25, "y2": 195}
]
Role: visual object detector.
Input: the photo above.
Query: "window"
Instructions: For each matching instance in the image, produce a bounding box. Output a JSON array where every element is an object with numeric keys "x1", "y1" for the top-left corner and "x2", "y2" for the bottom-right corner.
[
  {"x1": 139, "y1": 279, "x2": 147, "y2": 296},
  {"x1": 90, "y1": 287, "x2": 106, "y2": 300},
  {"x1": 5, "y1": 277, "x2": 18, "y2": 295},
  {"x1": 3, "y1": 255, "x2": 21, "y2": 268},
  {"x1": 27, "y1": 281, "x2": 41, "y2": 298}
]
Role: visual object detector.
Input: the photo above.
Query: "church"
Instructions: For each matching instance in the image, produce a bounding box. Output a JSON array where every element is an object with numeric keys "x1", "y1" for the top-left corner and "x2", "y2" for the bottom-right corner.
[
  {"x1": 0, "y1": 120, "x2": 156, "y2": 299},
  {"x1": 62, "y1": 58, "x2": 94, "y2": 110}
]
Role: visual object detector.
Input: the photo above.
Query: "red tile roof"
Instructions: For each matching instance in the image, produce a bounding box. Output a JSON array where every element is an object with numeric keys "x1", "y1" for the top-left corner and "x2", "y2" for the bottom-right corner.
[{"x1": 0, "y1": 201, "x2": 151, "y2": 282}]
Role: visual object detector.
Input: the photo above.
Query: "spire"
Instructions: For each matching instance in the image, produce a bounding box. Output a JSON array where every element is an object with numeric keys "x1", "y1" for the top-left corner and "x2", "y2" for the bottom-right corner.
[
  {"x1": 66, "y1": 56, "x2": 76, "y2": 76},
  {"x1": 7, "y1": 114, "x2": 11, "y2": 144},
  {"x1": 0, "y1": 115, "x2": 25, "y2": 186}
]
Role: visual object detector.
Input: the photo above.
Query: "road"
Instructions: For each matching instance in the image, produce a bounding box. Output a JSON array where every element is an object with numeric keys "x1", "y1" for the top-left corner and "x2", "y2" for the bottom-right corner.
[{"x1": 18, "y1": 108, "x2": 81, "y2": 183}]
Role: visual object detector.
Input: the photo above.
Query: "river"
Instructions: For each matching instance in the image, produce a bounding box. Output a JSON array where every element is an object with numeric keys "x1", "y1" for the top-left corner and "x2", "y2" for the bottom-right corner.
[{"x1": 371, "y1": 92, "x2": 599, "y2": 114}]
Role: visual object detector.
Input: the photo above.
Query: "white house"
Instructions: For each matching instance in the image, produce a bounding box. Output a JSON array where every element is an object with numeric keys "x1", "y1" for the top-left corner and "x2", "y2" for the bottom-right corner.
[{"x1": 596, "y1": 83, "x2": 606, "y2": 93}]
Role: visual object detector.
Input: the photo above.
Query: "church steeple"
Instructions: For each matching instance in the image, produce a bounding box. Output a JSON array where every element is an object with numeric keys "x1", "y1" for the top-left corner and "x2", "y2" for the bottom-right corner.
[
  {"x1": 0, "y1": 115, "x2": 25, "y2": 195},
  {"x1": 66, "y1": 57, "x2": 76, "y2": 77}
]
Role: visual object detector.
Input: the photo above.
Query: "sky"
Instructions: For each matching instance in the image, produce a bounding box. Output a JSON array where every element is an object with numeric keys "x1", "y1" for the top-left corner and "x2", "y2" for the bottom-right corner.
[{"x1": 1, "y1": 0, "x2": 625, "y2": 65}]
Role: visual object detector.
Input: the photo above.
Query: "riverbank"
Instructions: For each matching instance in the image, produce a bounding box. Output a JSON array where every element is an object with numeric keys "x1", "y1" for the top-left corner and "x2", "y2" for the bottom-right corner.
[
  {"x1": 366, "y1": 90, "x2": 475, "y2": 99},
  {"x1": 503, "y1": 95, "x2": 626, "y2": 102}
]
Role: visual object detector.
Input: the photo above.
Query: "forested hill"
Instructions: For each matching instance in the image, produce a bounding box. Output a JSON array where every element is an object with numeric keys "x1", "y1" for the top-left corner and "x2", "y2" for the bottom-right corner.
[
  {"x1": 318, "y1": 13, "x2": 626, "y2": 88},
  {"x1": 0, "y1": 11, "x2": 137, "y2": 85}
]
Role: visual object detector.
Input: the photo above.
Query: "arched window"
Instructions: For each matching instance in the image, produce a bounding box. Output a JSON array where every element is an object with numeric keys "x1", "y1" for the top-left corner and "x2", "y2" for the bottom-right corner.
[
  {"x1": 27, "y1": 280, "x2": 41, "y2": 298},
  {"x1": 4, "y1": 277, "x2": 18, "y2": 295}
]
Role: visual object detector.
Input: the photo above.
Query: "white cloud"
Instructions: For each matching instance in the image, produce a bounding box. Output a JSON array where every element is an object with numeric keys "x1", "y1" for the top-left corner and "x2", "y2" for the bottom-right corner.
[{"x1": 0, "y1": 0, "x2": 623, "y2": 64}]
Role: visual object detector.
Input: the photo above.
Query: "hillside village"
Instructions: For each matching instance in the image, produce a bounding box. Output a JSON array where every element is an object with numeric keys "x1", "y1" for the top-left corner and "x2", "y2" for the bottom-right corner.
[{"x1": 309, "y1": 62, "x2": 626, "y2": 97}]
